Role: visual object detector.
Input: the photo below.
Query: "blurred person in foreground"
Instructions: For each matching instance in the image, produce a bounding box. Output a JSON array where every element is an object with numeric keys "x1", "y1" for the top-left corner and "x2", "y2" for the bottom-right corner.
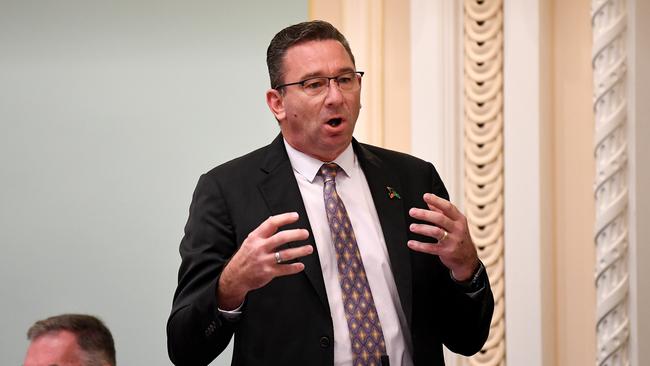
[
  {"x1": 168, "y1": 20, "x2": 494, "y2": 366},
  {"x1": 24, "y1": 313, "x2": 115, "y2": 366}
]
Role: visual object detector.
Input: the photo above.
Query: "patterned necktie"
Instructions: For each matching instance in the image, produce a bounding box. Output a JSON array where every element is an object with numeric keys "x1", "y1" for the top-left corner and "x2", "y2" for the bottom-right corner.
[{"x1": 320, "y1": 163, "x2": 387, "y2": 366}]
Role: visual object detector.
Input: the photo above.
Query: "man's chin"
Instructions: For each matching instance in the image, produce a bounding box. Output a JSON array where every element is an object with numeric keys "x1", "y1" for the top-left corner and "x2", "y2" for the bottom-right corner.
[{"x1": 301, "y1": 141, "x2": 351, "y2": 162}]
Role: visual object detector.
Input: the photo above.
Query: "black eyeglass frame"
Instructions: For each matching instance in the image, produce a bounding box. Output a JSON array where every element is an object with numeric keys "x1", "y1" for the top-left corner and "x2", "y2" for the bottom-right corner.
[{"x1": 273, "y1": 71, "x2": 365, "y2": 92}]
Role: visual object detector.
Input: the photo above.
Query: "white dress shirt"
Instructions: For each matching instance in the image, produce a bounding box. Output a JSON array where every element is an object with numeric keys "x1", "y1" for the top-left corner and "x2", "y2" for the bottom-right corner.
[{"x1": 284, "y1": 140, "x2": 414, "y2": 366}]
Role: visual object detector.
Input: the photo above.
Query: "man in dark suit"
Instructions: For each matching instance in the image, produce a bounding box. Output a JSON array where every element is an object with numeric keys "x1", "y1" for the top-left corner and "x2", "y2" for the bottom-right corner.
[{"x1": 167, "y1": 20, "x2": 493, "y2": 366}]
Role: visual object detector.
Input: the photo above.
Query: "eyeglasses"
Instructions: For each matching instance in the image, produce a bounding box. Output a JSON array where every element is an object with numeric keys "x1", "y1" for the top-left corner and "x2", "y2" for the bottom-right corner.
[{"x1": 274, "y1": 71, "x2": 364, "y2": 96}]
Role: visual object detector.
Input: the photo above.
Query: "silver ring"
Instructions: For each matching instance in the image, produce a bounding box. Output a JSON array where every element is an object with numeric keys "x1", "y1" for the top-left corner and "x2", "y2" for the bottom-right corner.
[
  {"x1": 275, "y1": 251, "x2": 283, "y2": 264},
  {"x1": 440, "y1": 230, "x2": 448, "y2": 242}
]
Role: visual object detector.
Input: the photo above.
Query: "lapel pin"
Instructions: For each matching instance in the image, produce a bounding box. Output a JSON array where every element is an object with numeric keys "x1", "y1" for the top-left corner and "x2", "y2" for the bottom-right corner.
[{"x1": 386, "y1": 186, "x2": 401, "y2": 200}]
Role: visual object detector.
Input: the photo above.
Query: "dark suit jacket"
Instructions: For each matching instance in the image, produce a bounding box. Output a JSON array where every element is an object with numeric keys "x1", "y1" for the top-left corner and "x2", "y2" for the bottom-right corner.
[{"x1": 167, "y1": 134, "x2": 493, "y2": 366}]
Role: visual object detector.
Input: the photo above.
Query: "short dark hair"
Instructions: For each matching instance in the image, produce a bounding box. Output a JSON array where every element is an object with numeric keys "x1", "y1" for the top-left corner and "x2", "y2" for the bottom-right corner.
[
  {"x1": 266, "y1": 20, "x2": 356, "y2": 88},
  {"x1": 27, "y1": 314, "x2": 116, "y2": 366}
]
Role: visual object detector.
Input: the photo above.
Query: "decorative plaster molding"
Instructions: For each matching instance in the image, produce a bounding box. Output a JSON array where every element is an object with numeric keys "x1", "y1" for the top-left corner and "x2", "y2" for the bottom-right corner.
[
  {"x1": 463, "y1": 0, "x2": 506, "y2": 365},
  {"x1": 592, "y1": 1, "x2": 630, "y2": 365}
]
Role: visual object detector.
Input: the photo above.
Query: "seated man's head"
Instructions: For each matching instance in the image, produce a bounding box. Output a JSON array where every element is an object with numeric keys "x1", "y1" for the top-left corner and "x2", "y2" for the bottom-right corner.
[{"x1": 24, "y1": 314, "x2": 115, "y2": 366}]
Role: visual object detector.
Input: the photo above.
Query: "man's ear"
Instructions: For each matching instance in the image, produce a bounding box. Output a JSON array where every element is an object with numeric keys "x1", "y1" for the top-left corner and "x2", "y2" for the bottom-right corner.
[{"x1": 266, "y1": 89, "x2": 286, "y2": 122}]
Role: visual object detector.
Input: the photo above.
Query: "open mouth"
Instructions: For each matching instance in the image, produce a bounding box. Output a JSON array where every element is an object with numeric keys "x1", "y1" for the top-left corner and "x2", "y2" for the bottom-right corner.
[{"x1": 326, "y1": 118, "x2": 343, "y2": 127}]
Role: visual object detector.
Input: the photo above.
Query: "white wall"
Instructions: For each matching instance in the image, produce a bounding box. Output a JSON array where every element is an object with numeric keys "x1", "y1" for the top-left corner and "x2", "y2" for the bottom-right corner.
[
  {"x1": 503, "y1": 0, "x2": 556, "y2": 365},
  {"x1": 410, "y1": 0, "x2": 462, "y2": 204},
  {"x1": 0, "y1": 1, "x2": 305, "y2": 364}
]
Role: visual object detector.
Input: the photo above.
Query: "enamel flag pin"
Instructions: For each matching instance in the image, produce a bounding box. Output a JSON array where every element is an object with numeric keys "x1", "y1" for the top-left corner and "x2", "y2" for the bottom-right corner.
[{"x1": 386, "y1": 186, "x2": 401, "y2": 199}]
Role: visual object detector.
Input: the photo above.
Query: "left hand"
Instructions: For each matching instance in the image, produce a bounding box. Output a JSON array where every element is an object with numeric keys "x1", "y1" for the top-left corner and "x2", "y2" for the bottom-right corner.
[{"x1": 408, "y1": 193, "x2": 479, "y2": 281}]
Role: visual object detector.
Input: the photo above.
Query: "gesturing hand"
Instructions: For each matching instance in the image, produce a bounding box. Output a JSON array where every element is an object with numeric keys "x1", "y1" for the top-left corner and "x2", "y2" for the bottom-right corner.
[
  {"x1": 217, "y1": 212, "x2": 312, "y2": 310},
  {"x1": 407, "y1": 193, "x2": 479, "y2": 282}
]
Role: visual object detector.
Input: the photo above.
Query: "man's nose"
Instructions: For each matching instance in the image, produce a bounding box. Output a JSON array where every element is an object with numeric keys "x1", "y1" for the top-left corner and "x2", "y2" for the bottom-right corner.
[{"x1": 324, "y1": 79, "x2": 344, "y2": 104}]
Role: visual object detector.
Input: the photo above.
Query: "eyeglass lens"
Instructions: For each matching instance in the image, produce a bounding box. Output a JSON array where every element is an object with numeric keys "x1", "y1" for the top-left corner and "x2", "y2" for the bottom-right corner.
[{"x1": 302, "y1": 72, "x2": 360, "y2": 96}]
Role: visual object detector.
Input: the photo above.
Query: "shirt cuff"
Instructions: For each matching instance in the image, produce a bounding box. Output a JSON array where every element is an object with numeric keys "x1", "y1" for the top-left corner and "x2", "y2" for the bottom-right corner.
[{"x1": 218, "y1": 301, "x2": 244, "y2": 321}]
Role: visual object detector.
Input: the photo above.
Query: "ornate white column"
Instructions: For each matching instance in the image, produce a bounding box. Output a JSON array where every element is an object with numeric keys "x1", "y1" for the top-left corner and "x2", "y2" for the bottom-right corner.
[
  {"x1": 463, "y1": 0, "x2": 506, "y2": 365},
  {"x1": 592, "y1": 0, "x2": 630, "y2": 365}
]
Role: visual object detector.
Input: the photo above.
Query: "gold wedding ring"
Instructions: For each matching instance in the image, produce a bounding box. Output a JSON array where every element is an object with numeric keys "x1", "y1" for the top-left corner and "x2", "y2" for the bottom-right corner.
[{"x1": 440, "y1": 230, "x2": 448, "y2": 242}]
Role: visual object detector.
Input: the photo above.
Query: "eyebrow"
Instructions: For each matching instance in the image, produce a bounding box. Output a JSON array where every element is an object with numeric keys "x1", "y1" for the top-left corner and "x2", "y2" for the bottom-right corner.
[{"x1": 299, "y1": 67, "x2": 356, "y2": 80}]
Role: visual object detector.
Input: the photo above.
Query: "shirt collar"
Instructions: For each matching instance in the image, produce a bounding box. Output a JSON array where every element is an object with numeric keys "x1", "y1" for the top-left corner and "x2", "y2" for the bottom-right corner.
[{"x1": 283, "y1": 139, "x2": 356, "y2": 183}]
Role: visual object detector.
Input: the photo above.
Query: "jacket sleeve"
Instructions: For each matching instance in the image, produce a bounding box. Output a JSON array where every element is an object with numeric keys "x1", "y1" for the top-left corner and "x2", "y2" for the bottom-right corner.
[
  {"x1": 167, "y1": 173, "x2": 239, "y2": 366},
  {"x1": 438, "y1": 260, "x2": 494, "y2": 356}
]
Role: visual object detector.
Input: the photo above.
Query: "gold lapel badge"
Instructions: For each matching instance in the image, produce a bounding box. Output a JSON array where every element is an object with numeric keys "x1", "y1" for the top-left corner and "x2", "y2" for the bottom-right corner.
[{"x1": 386, "y1": 186, "x2": 401, "y2": 200}]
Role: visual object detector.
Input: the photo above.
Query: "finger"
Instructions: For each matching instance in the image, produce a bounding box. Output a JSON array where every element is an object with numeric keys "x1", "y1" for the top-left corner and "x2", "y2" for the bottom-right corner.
[
  {"x1": 423, "y1": 193, "x2": 461, "y2": 220},
  {"x1": 263, "y1": 228, "x2": 310, "y2": 250},
  {"x1": 251, "y1": 212, "x2": 301, "y2": 238},
  {"x1": 409, "y1": 223, "x2": 446, "y2": 241},
  {"x1": 409, "y1": 207, "x2": 454, "y2": 232},
  {"x1": 274, "y1": 262, "x2": 307, "y2": 277},
  {"x1": 273, "y1": 245, "x2": 314, "y2": 263},
  {"x1": 407, "y1": 240, "x2": 443, "y2": 256},
  {"x1": 424, "y1": 200, "x2": 443, "y2": 214}
]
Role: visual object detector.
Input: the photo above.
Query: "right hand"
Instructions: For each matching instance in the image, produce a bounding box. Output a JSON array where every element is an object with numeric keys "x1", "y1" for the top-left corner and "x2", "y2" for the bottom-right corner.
[{"x1": 217, "y1": 212, "x2": 312, "y2": 310}]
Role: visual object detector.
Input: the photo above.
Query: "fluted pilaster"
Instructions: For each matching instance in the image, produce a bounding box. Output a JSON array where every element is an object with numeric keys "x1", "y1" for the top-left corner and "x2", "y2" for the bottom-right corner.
[{"x1": 463, "y1": 0, "x2": 506, "y2": 365}]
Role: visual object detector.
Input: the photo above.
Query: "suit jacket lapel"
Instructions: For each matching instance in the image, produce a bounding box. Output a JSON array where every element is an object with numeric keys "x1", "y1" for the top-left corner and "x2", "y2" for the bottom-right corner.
[
  {"x1": 353, "y1": 140, "x2": 413, "y2": 327},
  {"x1": 258, "y1": 134, "x2": 330, "y2": 314}
]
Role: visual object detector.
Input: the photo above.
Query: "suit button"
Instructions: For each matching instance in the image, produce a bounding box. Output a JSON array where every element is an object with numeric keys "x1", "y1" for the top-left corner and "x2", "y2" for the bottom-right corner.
[{"x1": 320, "y1": 336, "x2": 330, "y2": 348}]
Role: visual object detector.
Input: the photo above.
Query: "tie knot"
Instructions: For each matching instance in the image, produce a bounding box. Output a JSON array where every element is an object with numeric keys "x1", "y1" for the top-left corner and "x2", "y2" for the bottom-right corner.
[{"x1": 320, "y1": 163, "x2": 339, "y2": 182}]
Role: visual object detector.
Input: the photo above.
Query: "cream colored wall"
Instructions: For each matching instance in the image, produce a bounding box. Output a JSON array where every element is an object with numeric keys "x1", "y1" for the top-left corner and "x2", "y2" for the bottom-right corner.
[
  {"x1": 381, "y1": 0, "x2": 411, "y2": 152},
  {"x1": 631, "y1": 3, "x2": 650, "y2": 364},
  {"x1": 551, "y1": 0, "x2": 597, "y2": 365}
]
